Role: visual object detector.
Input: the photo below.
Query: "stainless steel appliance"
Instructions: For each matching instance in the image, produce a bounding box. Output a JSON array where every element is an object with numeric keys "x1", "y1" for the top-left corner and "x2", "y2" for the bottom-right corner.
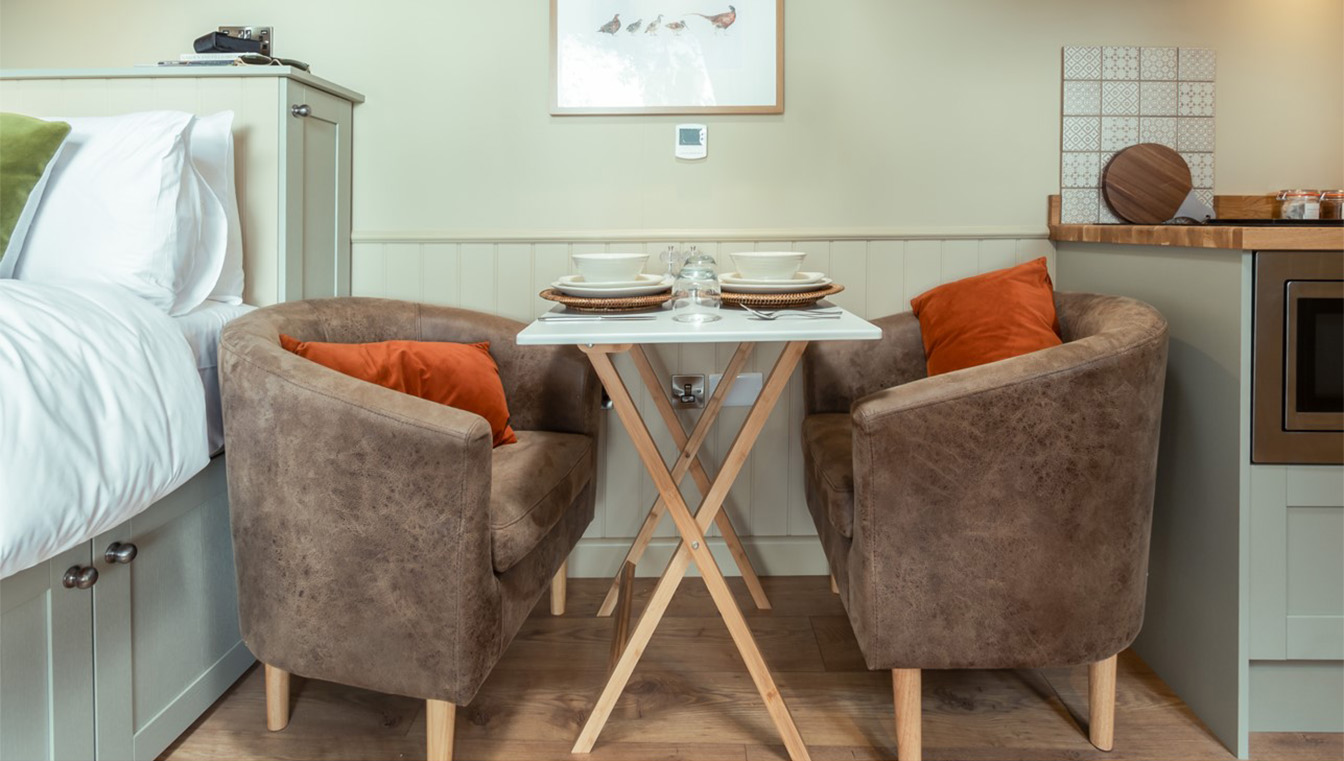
[{"x1": 1252, "y1": 250, "x2": 1344, "y2": 464}]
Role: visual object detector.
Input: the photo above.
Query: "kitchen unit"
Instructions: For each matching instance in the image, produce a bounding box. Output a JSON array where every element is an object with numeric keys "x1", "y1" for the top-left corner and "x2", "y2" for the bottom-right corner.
[{"x1": 1049, "y1": 197, "x2": 1344, "y2": 758}]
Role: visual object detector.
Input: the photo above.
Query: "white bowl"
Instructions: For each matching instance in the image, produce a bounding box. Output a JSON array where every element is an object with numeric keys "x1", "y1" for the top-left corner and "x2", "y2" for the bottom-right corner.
[
  {"x1": 730, "y1": 252, "x2": 807, "y2": 281},
  {"x1": 572, "y1": 253, "x2": 649, "y2": 283}
]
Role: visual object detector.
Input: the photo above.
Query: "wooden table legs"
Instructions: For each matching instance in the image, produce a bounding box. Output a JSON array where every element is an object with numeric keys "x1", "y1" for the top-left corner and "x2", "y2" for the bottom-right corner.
[
  {"x1": 595, "y1": 343, "x2": 771, "y2": 617},
  {"x1": 573, "y1": 341, "x2": 812, "y2": 761}
]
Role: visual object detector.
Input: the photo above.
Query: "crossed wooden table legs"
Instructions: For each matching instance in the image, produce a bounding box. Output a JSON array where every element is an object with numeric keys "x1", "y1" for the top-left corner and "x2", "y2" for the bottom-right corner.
[{"x1": 573, "y1": 341, "x2": 812, "y2": 761}]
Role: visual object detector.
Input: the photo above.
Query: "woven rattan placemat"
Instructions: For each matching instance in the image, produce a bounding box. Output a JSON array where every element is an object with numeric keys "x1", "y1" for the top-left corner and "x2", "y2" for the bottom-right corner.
[
  {"x1": 720, "y1": 283, "x2": 844, "y2": 308},
  {"x1": 540, "y1": 288, "x2": 674, "y2": 313}
]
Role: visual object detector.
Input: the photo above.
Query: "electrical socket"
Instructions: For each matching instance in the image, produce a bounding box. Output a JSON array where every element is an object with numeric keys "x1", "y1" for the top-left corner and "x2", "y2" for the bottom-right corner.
[{"x1": 671, "y1": 374, "x2": 705, "y2": 408}]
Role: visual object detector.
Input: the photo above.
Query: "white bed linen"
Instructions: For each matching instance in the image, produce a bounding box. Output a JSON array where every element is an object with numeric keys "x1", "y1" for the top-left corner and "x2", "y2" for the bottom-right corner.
[
  {"x1": 0, "y1": 281, "x2": 209, "y2": 578},
  {"x1": 173, "y1": 300, "x2": 256, "y2": 454}
]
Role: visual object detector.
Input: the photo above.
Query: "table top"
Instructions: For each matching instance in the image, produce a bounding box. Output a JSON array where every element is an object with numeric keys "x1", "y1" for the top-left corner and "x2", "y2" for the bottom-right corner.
[{"x1": 516, "y1": 302, "x2": 882, "y2": 345}]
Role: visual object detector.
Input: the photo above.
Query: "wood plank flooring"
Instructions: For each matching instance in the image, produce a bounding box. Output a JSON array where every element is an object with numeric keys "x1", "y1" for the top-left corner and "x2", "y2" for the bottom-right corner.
[{"x1": 160, "y1": 577, "x2": 1341, "y2": 761}]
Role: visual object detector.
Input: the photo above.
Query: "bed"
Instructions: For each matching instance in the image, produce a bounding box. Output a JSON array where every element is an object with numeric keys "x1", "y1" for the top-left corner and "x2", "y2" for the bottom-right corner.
[{"x1": 0, "y1": 68, "x2": 359, "y2": 761}]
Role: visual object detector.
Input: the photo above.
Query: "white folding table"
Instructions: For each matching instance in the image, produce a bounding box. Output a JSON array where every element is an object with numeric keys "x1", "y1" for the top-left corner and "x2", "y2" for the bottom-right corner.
[{"x1": 517, "y1": 304, "x2": 880, "y2": 761}]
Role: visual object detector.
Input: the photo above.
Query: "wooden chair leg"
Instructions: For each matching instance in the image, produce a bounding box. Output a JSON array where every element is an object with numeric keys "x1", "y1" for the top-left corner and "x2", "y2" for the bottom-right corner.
[
  {"x1": 427, "y1": 699, "x2": 456, "y2": 761},
  {"x1": 551, "y1": 559, "x2": 568, "y2": 616},
  {"x1": 829, "y1": 574, "x2": 839, "y2": 594},
  {"x1": 1089, "y1": 654, "x2": 1117, "y2": 751},
  {"x1": 892, "y1": 668, "x2": 921, "y2": 761},
  {"x1": 264, "y1": 664, "x2": 290, "y2": 732}
]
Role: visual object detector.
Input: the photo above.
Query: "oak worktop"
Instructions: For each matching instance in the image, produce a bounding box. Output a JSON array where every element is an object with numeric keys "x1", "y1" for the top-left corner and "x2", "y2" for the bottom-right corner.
[{"x1": 1047, "y1": 196, "x2": 1344, "y2": 251}]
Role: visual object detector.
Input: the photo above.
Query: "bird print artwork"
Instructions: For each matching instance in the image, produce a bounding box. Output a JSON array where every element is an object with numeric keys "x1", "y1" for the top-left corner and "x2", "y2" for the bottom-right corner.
[
  {"x1": 626, "y1": 18, "x2": 642, "y2": 33},
  {"x1": 664, "y1": 19, "x2": 686, "y2": 33},
  {"x1": 691, "y1": 5, "x2": 737, "y2": 30},
  {"x1": 645, "y1": 14, "x2": 662, "y2": 34},
  {"x1": 598, "y1": 14, "x2": 620, "y2": 34}
]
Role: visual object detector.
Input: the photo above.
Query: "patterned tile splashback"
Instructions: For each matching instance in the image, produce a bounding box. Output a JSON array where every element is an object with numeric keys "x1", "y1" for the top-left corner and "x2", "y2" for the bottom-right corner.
[{"x1": 1060, "y1": 46, "x2": 1216, "y2": 224}]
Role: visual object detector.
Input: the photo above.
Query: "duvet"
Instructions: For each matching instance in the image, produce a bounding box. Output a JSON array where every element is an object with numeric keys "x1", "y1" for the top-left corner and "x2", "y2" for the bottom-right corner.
[{"x1": 0, "y1": 281, "x2": 209, "y2": 577}]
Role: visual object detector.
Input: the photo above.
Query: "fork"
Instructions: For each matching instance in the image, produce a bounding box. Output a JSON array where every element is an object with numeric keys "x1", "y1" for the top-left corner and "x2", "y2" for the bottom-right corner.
[{"x1": 740, "y1": 305, "x2": 841, "y2": 320}]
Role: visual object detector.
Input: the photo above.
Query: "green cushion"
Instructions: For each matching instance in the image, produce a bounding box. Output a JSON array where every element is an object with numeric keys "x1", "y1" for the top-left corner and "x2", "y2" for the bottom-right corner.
[{"x1": 0, "y1": 112, "x2": 71, "y2": 262}]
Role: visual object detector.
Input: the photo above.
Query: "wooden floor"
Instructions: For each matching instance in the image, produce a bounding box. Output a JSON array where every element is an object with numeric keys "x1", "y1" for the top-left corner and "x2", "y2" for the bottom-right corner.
[{"x1": 161, "y1": 576, "x2": 1341, "y2": 761}]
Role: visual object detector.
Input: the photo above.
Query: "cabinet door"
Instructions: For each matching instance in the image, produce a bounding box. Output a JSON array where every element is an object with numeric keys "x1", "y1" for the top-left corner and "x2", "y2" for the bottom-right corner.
[
  {"x1": 1249, "y1": 465, "x2": 1344, "y2": 660},
  {"x1": 92, "y1": 458, "x2": 252, "y2": 761},
  {"x1": 281, "y1": 82, "x2": 353, "y2": 301},
  {"x1": 0, "y1": 545, "x2": 96, "y2": 761}
]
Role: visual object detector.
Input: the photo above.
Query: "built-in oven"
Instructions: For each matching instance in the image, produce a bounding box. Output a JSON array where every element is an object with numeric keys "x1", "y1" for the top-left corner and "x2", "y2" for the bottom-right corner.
[{"x1": 1252, "y1": 250, "x2": 1344, "y2": 464}]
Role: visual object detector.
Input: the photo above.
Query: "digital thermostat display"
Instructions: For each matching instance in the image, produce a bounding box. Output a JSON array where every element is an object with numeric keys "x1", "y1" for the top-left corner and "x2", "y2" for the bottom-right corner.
[{"x1": 675, "y1": 123, "x2": 707, "y2": 160}]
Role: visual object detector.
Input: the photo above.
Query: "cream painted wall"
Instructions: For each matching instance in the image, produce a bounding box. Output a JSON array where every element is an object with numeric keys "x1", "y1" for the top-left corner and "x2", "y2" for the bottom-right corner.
[{"x1": 1, "y1": 0, "x2": 1340, "y2": 235}]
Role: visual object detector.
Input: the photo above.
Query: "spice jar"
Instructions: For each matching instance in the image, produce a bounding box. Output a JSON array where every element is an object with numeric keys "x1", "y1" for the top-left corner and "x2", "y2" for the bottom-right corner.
[
  {"x1": 1319, "y1": 190, "x2": 1343, "y2": 220},
  {"x1": 1277, "y1": 189, "x2": 1321, "y2": 220}
]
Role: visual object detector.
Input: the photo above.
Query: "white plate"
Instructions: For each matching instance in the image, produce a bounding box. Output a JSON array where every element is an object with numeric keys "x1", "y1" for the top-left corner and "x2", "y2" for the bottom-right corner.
[
  {"x1": 720, "y1": 277, "x2": 833, "y2": 294},
  {"x1": 720, "y1": 271, "x2": 826, "y2": 286},
  {"x1": 553, "y1": 274, "x2": 673, "y2": 297}
]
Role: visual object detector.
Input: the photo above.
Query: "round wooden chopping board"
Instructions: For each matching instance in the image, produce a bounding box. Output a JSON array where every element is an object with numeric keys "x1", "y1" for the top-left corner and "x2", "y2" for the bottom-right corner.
[{"x1": 1101, "y1": 143, "x2": 1193, "y2": 224}]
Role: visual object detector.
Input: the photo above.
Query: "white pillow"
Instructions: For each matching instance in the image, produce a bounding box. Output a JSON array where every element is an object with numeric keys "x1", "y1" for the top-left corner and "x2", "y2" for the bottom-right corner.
[
  {"x1": 0, "y1": 139, "x2": 65, "y2": 278},
  {"x1": 15, "y1": 111, "x2": 227, "y2": 315},
  {"x1": 189, "y1": 112, "x2": 245, "y2": 305}
]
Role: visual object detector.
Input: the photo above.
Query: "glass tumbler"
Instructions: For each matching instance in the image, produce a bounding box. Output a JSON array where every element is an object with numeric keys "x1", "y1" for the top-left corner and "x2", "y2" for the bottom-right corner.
[{"x1": 672, "y1": 246, "x2": 722, "y2": 323}]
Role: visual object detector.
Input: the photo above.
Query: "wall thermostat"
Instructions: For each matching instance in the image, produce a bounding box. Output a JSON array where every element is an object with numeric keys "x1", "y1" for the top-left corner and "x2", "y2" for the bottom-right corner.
[{"x1": 675, "y1": 123, "x2": 707, "y2": 160}]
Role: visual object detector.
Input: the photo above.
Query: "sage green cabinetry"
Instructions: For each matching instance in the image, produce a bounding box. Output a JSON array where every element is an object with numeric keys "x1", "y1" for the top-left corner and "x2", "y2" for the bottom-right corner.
[
  {"x1": 279, "y1": 79, "x2": 354, "y2": 302},
  {"x1": 0, "y1": 459, "x2": 248, "y2": 761},
  {"x1": 0, "y1": 545, "x2": 96, "y2": 761},
  {"x1": 1055, "y1": 243, "x2": 1343, "y2": 758}
]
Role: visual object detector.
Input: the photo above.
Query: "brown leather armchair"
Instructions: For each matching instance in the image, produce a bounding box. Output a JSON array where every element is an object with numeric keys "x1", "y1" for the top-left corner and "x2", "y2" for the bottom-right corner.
[
  {"x1": 218, "y1": 298, "x2": 602, "y2": 761},
  {"x1": 801, "y1": 292, "x2": 1168, "y2": 761}
]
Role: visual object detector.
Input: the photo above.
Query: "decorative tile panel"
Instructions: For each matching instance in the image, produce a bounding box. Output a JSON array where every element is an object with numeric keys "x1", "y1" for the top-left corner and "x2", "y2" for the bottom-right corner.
[
  {"x1": 1194, "y1": 188, "x2": 1215, "y2": 208},
  {"x1": 1101, "y1": 116, "x2": 1139, "y2": 151},
  {"x1": 1179, "y1": 48, "x2": 1217, "y2": 81},
  {"x1": 1141, "y1": 47, "x2": 1178, "y2": 80},
  {"x1": 1103, "y1": 46, "x2": 1140, "y2": 80},
  {"x1": 1063, "y1": 80, "x2": 1101, "y2": 116},
  {"x1": 1183, "y1": 152, "x2": 1215, "y2": 188},
  {"x1": 1179, "y1": 82, "x2": 1216, "y2": 116},
  {"x1": 1063, "y1": 116, "x2": 1101, "y2": 151},
  {"x1": 1062, "y1": 152, "x2": 1101, "y2": 188},
  {"x1": 1178, "y1": 117, "x2": 1216, "y2": 152},
  {"x1": 1102, "y1": 81, "x2": 1140, "y2": 115},
  {"x1": 1060, "y1": 44, "x2": 1216, "y2": 223},
  {"x1": 1140, "y1": 117, "x2": 1178, "y2": 149},
  {"x1": 1061, "y1": 189, "x2": 1100, "y2": 224},
  {"x1": 1064, "y1": 46, "x2": 1102, "y2": 80},
  {"x1": 1140, "y1": 81, "x2": 1178, "y2": 116}
]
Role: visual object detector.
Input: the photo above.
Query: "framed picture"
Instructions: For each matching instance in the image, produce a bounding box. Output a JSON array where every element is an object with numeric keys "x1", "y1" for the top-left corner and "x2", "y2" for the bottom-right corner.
[{"x1": 550, "y1": 0, "x2": 784, "y2": 115}]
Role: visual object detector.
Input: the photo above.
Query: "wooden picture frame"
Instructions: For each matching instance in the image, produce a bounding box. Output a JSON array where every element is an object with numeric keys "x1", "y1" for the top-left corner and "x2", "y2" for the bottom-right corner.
[{"x1": 550, "y1": 0, "x2": 784, "y2": 115}]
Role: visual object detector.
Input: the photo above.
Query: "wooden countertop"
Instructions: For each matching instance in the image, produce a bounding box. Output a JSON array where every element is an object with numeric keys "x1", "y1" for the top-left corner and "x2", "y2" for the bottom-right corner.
[{"x1": 1047, "y1": 196, "x2": 1344, "y2": 251}]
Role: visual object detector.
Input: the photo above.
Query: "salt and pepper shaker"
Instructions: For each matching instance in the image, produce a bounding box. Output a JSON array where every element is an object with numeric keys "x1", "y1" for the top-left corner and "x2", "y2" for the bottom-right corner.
[{"x1": 672, "y1": 245, "x2": 722, "y2": 323}]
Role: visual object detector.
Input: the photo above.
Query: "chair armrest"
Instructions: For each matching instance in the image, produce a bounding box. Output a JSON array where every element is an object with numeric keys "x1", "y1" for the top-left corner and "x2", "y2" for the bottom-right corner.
[
  {"x1": 218, "y1": 327, "x2": 502, "y2": 704},
  {"x1": 845, "y1": 311, "x2": 1168, "y2": 669},
  {"x1": 803, "y1": 311, "x2": 927, "y2": 415}
]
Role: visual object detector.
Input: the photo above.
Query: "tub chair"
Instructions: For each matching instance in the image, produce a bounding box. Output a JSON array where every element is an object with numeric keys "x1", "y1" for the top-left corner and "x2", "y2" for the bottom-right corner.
[
  {"x1": 218, "y1": 298, "x2": 602, "y2": 761},
  {"x1": 801, "y1": 292, "x2": 1168, "y2": 760}
]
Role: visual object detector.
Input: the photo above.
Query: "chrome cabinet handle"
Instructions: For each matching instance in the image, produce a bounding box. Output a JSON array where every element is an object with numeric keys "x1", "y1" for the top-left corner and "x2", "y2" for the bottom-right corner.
[
  {"x1": 105, "y1": 542, "x2": 138, "y2": 564},
  {"x1": 62, "y1": 566, "x2": 99, "y2": 590},
  {"x1": 291, "y1": 104, "x2": 312, "y2": 118}
]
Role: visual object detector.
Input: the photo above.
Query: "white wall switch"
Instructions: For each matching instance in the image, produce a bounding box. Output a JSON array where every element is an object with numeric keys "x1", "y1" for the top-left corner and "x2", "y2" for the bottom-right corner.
[{"x1": 708, "y1": 372, "x2": 763, "y2": 407}]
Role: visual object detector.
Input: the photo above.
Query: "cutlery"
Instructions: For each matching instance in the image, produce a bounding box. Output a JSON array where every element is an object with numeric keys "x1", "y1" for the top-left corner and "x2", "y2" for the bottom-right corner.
[
  {"x1": 740, "y1": 305, "x2": 841, "y2": 320},
  {"x1": 538, "y1": 314, "x2": 657, "y2": 321}
]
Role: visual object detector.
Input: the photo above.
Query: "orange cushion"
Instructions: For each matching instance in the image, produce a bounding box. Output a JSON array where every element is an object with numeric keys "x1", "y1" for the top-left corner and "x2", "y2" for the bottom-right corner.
[
  {"x1": 279, "y1": 335, "x2": 517, "y2": 447},
  {"x1": 909, "y1": 257, "x2": 1062, "y2": 376}
]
